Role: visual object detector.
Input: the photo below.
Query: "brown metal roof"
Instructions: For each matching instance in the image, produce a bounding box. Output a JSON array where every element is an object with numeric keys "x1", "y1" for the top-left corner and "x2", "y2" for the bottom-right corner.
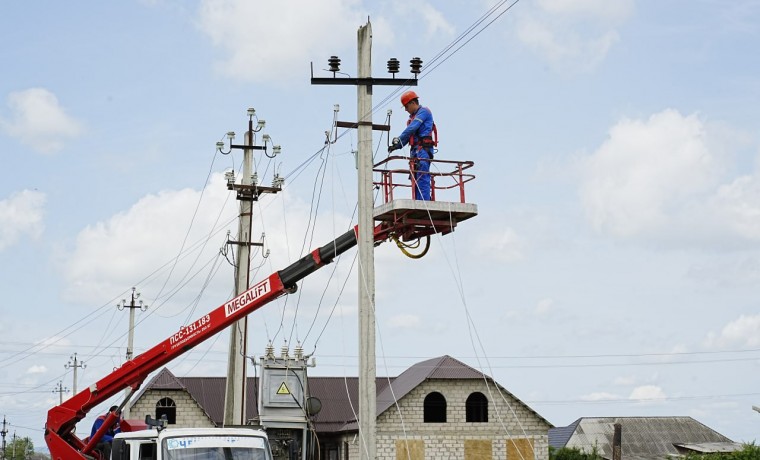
[
  {"x1": 140, "y1": 355, "x2": 548, "y2": 434},
  {"x1": 141, "y1": 371, "x2": 391, "y2": 433}
]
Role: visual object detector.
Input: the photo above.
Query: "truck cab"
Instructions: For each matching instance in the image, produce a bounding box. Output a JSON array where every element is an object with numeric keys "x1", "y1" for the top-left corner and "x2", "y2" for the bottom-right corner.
[{"x1": 111, "y1": 427, "x2": 273, "y2": 460}]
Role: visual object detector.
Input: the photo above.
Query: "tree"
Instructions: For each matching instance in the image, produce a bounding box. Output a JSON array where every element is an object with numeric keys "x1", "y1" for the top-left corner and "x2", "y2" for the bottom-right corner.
[
  {"x1": 683, "y1": 443, "x2": 760, "y2": 460},
  {"x1": 549, "y1": 446, "x2": 603, "y2": 460},
  {"x1": 6, "y1": 436, "x2": 34, "y2": 460}
]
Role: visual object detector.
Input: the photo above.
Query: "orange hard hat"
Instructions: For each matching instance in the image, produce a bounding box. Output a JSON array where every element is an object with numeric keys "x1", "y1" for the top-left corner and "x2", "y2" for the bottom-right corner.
[{"x1": 400, "y1": 90, "x2": 419, "y2": 106}]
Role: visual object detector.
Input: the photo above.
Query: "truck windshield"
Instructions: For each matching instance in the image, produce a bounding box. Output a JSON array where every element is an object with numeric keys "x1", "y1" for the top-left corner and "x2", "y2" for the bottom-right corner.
[{"x1": 162, "y1": 436, "x2": 271, "y2": 460}]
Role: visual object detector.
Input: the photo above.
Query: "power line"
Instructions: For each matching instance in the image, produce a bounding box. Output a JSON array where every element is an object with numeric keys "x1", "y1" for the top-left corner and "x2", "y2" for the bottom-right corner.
[{"x1": 528, "y1": 392, "x2": 760, "y2": 406}]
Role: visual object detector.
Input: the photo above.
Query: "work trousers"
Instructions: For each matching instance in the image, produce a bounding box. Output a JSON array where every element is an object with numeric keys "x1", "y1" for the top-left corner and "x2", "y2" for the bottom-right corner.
[{"x1": 411, "y1": 148, "x2": 432, "y2": 201}]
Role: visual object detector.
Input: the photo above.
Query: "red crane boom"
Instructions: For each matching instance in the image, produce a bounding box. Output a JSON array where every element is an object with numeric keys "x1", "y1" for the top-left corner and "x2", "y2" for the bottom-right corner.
[{"x1": 46, "y1": 226, "x2": 364, "y2": 460}]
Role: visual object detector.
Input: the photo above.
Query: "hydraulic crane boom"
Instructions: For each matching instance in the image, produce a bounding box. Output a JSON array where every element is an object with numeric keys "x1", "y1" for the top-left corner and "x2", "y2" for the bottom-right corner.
[
  {"x1": 46, "y1": 227, "x2": 363, "y2": 460},
  {"x1": 45, "y1": 155, "x2": 478, "y2": 460}
]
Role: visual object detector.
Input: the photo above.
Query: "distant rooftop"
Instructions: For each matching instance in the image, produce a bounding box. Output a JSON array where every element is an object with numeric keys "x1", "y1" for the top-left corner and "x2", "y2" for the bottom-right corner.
[{"x1": 550, "y1": 416, "x2": 742, "y2": 459}]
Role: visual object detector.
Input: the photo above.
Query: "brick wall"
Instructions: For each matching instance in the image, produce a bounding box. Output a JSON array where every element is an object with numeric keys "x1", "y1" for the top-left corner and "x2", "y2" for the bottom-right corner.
[
  {"x1": 129, "y1": 389, "x2": 214, "y2": 428},
  {"x1": 375, "y1": 380, "x2": 550, "y2": 460}
]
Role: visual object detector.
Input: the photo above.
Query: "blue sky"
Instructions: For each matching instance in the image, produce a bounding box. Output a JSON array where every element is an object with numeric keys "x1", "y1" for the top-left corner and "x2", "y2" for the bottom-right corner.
[{"x1": 1, "y1": 0, "x2": 759, "y2": 452}]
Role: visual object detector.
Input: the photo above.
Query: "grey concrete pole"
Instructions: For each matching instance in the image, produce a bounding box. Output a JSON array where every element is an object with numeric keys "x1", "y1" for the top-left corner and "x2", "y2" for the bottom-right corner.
[
  {"x1": 357, "y1": 20, "x2": 377, "y2": 460},
  {"x1": 224, "y1": 130, "x2": 253, "y2": 426},
  {"x1": 119, "y1": 287, "x2": 146, "y2": 418},
  {"x1": 65, "y1": 353, "x2": 85, "y2": 396}
]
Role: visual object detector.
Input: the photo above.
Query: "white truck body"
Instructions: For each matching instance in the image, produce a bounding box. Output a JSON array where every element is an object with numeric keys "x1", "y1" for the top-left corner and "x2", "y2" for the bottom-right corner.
[{"x1": 112, "y1": 427, "x2": 273, "y2": 460}]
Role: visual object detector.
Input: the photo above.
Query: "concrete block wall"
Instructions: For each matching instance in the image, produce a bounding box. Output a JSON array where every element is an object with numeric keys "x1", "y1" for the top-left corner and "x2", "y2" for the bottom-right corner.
[
  {"x1": 375, "y1": 380, "x2": 549, "y2": 460},
  {"x1": 129, "y1": 389, "x2": 214, "y2": 428}
]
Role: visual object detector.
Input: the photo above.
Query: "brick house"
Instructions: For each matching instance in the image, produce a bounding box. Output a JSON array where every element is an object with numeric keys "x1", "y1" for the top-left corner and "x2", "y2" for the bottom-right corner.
[{"x1": 129, "y1": 355, "x2": 552, "y2": 460}]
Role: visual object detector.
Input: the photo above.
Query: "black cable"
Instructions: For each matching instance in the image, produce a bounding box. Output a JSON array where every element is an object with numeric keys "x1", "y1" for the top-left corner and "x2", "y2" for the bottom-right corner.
[{"x1": 422, "y1": 0, "x2": 521, "y2": 78}]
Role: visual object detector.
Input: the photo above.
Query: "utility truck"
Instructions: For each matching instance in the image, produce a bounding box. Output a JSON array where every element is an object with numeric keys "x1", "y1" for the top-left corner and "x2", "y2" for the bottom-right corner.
[
  {"x1": 112, "y1": 425, "x2": 273, "y2": 460},
  {"x1": 44, "y1": 155, "x2": 475, "y2": 460}
]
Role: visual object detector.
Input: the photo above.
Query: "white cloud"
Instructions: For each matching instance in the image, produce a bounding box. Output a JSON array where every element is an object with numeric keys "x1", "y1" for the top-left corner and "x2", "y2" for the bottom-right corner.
[
  {"x1": 387, "y1": 314, "x2": 421, "y2": 330},
  {"x1": 581, "y1": 391, "x2": 618, "y2": 401},
  {"x1": 705, "y1": 314, "x2": 760, "y2": 349},
  {"x1": 580, "y1": 110, "x2": 719, "y2": 238},
  {"x1": 476, "y1": 225, "x2": 525, "y2": 262},
  {"x1": 534, "y1": 298, "x2": 553, "y2": 316},
  {"x1": 61, "y1": 173, "x2": 238, "y2": 304},
  {"x1": 197, "y1": 0, "x2": 369, "y2": 83},
  {"x1": 536, "y1": 0, "x2": 634, "y2": 22},
  {"x1": 515, "y1": 0, "x2": 634, "y2": 74},
  {"x1": 26, "y1": 365, "x2": 47, "y2": 374},
  {"x1": 613, "y1": 375, "x2": 636, "y2": 386},
  {"x1": 577, "y1": 108, "x2": 760, "y2": 247},
  {"x1": 0, "y1": 190, "x2": 46, "y2": 251},
  {"x1": 710, "y1": 175, "x2": 760, "y2": 240},
  {"x1": 390, "y1": 0, "x2": 454, "y2": 40},
  {"x1": 60, "y1": 173, "x2": 356, "y2": 311},
  {"x1": 517, "y1": 18, "x2": 618, "y2": 74},
  {"x1": 0, "y1": 88, "x2": 84, "y2": 153},
  {"x1": 629, "y1": 384, "x2": 666, "y2": 402}
]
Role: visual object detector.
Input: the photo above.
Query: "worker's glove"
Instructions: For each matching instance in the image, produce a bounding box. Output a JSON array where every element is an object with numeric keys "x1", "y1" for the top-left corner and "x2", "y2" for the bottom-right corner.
[{"x1": 387, "y1": 137, "x2": 401, "y2": 153}]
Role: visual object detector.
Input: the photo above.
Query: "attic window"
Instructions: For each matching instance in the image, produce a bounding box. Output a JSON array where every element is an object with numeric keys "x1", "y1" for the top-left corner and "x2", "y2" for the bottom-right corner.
[
  {"x1": 423, "y1": 392, "x2": 447, "y2": 423},
  {"x1": 466, "y1": 392, "x2": 488, "y2": 422},
  {"x1": 156, "y1": 397, "x2": 177, "y2": 424}
]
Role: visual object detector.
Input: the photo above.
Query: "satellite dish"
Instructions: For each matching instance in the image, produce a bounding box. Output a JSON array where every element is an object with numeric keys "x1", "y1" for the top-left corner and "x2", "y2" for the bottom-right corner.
[{"x1": 306, "y1": 397, "x2": 322, "y2": 416}]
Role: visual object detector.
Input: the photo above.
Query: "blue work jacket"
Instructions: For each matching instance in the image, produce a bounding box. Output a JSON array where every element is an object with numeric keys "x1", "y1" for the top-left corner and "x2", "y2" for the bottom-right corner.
[{"x1": 398, "y1": 106, "x2": 434, "y2": 152}]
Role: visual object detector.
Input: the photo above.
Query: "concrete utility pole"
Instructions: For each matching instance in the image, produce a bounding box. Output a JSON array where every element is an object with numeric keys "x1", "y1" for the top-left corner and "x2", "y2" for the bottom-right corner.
[
  {"x1": 355, "y1": 23, "x2": 377, "y2": 460},
  {"x1": 118, "y1": 287, "x2": 147, "y2": 418},
  {"x1": 217, "y1": 109, "x2": 282, "y2": 426},
  {"x1": 52, "y1": 381, "x2": 69, "y2": 405},
  {"x1": 225, "y1": 128, "x2": 253, "y2": 427},
  {"x1": 311, "y1": 20, "x2": 419, "y2": 460},
  {"x1": 65, "y1": 353, "x2": 85, "y2": 396},
  {"x1": 1, "y1": 416, "x2": 8, "y2": 460}
]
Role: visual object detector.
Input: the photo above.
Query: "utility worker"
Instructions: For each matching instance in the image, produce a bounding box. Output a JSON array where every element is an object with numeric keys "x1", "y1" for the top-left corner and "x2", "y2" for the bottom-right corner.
[
  {"x1": 90, "y1": 405, "x2": 121, "y2": 459},
  {"x1": 388, "y1": 90, "x2": 436, "y2": 200}
]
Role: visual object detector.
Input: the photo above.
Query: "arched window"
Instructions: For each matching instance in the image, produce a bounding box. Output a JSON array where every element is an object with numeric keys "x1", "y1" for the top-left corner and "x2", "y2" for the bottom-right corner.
[
  {"x1": 423, "y1": 392, "x2": 447, "y2": 423},
  {"x1": 156, "y1": 397, "x2": 177, "y2": 424},
  {"x1": 466, "y1": 392, "x2": 488, "y2": 422}
]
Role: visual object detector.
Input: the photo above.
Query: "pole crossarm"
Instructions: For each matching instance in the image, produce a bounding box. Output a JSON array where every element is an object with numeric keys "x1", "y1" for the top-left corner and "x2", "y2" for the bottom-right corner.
[
  {"x1": 310, "y1": 77, "x2": 418, "y2": 87},
  {"x1": 335, "y1": 121, "x2": 390, "y2": 131}
]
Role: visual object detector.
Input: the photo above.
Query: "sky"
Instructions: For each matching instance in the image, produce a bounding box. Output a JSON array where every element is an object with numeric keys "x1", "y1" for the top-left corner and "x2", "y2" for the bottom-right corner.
[{"x1": 1, "y1": 0, "x2": 760, "y2": 453}]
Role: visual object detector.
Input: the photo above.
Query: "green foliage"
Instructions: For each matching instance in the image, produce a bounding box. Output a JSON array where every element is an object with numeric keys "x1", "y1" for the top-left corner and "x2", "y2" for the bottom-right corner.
[
  {"x1": 5, "y1": 436, "x2": 35, "y2": 460},
  {"x1": 549, "y1": 446, "x2": 603, "y2": 460},
  {"x1": 683, "y1": 443, "x2": 760, "y2": 460}
]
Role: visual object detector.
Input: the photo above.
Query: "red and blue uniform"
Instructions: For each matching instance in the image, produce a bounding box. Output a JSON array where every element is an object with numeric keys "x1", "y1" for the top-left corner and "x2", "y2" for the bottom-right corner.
[
  {"x1": 398, "y1": 106, "x2": 435, "y2": 200},
  {"x1": 91, "y1": 414, "x2": 120, "y2": 443}
]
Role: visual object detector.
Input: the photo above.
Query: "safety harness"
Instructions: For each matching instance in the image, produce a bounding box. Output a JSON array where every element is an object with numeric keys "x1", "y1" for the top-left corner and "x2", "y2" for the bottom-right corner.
[{"x1": 407, "y1": 107, "x2": 438, "y2": 156}]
